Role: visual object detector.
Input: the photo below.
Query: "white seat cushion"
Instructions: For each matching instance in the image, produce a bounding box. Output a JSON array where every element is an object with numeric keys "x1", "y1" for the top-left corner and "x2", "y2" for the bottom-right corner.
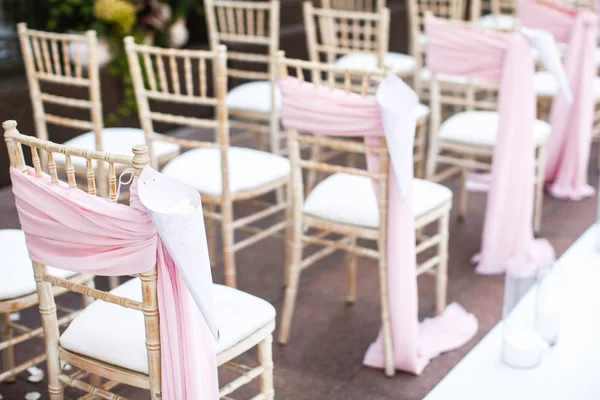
[
  {"x1": 415, "y1": 103, "x2": 430, "y2": 120},
  {"x1": 303, "y1": 174, "x2": 452, "y2": 228},
  {"x1": 57, "y1": 128, "x2": 180, "y2": 168},
  {"x1": 59, "y1": 278, "x2": 276, "y2": 374},
  {"x1": 478, "y1": 14, "x2": 519, "y2": 30},
  {"x1": 439, "y1": 110, "x2": 551, "y2": 147},
  {"x1": 420, "y1": 67, "x2": 491, "y2": 85},
  {"x1": 226, "y1": 81, "x2": 282, "y2": 114},
  {"x1": 534, "y1": 71, "x2": 600, "y2": 100},
  {"x1": 334, "y1": 52, "x2": 418, "y2": 74},
  {"x1": 0, "y1": 230, "x2": 75, "y2": 301},
  {"x1": 161, "y1": 147, "x2": 290, "y2": 196}
]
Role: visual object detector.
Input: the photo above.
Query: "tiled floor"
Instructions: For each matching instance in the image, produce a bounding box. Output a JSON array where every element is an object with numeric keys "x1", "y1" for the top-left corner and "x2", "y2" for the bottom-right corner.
[{"x1": 0, "y1": 136, "x2": 598, "y2": 399}]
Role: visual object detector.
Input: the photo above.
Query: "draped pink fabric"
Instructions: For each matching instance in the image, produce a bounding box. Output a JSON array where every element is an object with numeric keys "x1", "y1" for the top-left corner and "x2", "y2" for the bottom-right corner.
[
  {"x1": 10, "y1": 166, "x2": 218, "y2": 400},
  {"x1": 519, "y1": 1, "x2": 597, "y2": 200},
  {"x1": 279, "y1": 77, "x2": 478, "y2": 375},
  {"x1": 426, "y1": 17, "x2": 555, "y2": 274}
]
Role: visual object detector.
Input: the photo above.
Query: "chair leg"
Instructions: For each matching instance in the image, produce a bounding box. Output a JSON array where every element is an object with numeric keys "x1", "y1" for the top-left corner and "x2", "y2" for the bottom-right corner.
[
  {"x1": 0, "y1": 313, "x2": 15, "y2": 383},
  {"x1": 425, "y1": 135, "x2": 439, "y2": 181},
  {"x1": 205, "y1": 204, "x2": 218, "y2": 268},
  {"x1": 283, "y1": 185, "x2": 293, "y2": 289},
  {"x1": 33, "y1": 262, "x2": 65, "y2": 400},
  {"x1": 414, "y1": 119, "x2": 426, "y2": 179},
  {"x1": 258, "y1": 334, "x2": 275, "y2": 400},
  {"x1": 108, "y1": 276, "x2": 119, "y2": 290},
  {"x1": 221, "y1": 200, "x2": 237, "y2": 288},
  {"x1": 305, "y1": 145, "x2": 321, "y2": 197},
  {"x1": 345, "y1": 237, "x2": 357, "y2": 305},
  {"x1": 377, "y1": 251, "x2": 395, "y2": 377},
  {"x1": 436, "y1": 213, "x2": 450, "y2": 315},
  {"x1": 278, "y1": 223, "x2": 303, "y2": 344},
  {"x1": 458, "y1": 167, "x2": 469, "y2": 221},
  {"x1": 89, "y1": 374, "x2": 103, "y2": 394}
]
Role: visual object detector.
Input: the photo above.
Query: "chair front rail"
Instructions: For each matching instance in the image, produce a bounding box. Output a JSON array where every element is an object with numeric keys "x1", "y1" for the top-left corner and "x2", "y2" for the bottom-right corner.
[
  {"x1": 0, "y1": 353, "x2": 47, "y2": 383},
  {"x1": 303, "y1": 233, "x2": 380, "y2": 259},
  {"x1": 231, "y1": 201, "x2": 288, "y2": 229},
  {"x1": 231, "y1": 220, "x2": 288, "y2": 252},
  {"x1": 303, "y1": 214, "x2": 380, "y2": 240},
  {"x1": 0, "y1": 312, "x2": 78, "y2": 352},
  {"x1": 219, "y1": 364, "x2": 265, "y2": 398},
  {"x1": 59, "y1": 374, "x2": 128, "y2": 400},
  {"x1": 59, "y1": 348, "x2": 150, "y2": 390},
  {"x1": 299, "y1": 235, "x2": 355, "y2": 270}
]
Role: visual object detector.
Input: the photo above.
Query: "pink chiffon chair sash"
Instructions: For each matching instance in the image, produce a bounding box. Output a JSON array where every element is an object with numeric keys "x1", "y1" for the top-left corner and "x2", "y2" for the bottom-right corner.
[
  {"x1": 425, "y1": 17, "x2": 555, "y2": 274},
  {"x1": 10, "y1": 167, "x2": 218, "y2": 400},
  {"x1": 279, "y1": 76, "x2": 477, "y2": 375},
  {"x1": 519, "y1": 0, "x2": 597, "y2": 200}
]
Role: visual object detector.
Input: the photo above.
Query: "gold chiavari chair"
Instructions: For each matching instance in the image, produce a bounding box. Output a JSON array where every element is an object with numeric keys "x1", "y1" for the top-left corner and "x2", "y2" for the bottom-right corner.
[
  {"x1": 303, "y1": 2, "x2": 419, "y2": 80},
  {"x1": 304, "y1": 2, "x2": 430, "y2": 176},
  {"x1": 125, "y1": 39, "x2": 290, "y2": 288},
  {"x1": 425, "y1": 20, "x2": 549, "y2": 234},
  {"x1": 17, "y1": 24, "x2": 181, "y2": 198},
  {"x1": 312, "y1": 0, "x2": 429, "y2": 176},
  {"x1": 275, "y1": 56, "x2": 452, "y2": 373},
  {"x1": 204, "y1": 0, "x2": 284, "y2": 154},
  {"x1": 3, "y1": 121, "x2": 276, "y2": 400}
]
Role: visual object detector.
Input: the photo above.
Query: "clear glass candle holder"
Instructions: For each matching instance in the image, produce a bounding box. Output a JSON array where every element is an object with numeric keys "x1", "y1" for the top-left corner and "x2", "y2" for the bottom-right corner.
[
  {"x1": 535, "y1": 259, "x2": 561, "y2": 346},
  {"x1": 501, "y1": 258, "x2": 546, "y2": 369}
]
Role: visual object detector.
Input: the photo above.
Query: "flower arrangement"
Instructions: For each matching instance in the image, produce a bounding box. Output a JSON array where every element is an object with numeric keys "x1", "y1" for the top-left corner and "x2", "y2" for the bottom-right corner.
[{"x1": 44, "y1": 0, "x2": 203, "y2": 121}]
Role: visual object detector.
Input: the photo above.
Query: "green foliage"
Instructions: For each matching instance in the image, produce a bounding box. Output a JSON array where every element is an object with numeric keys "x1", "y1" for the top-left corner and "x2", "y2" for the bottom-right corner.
[
  {"x1": 47, "y1": 0, "x2": 99, "y2": 33},
  {"x1": 11, "y1": 0, "x2": 205, "y2": 124},
  {"x1": 3, "y1": 0, "x2": 52, "y2": 29}
]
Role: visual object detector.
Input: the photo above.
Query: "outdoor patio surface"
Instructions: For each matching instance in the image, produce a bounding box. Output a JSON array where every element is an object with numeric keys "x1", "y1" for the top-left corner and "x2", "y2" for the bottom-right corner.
[{"x1": 0, "y1": 128, "x2": 597, "y2": 399}]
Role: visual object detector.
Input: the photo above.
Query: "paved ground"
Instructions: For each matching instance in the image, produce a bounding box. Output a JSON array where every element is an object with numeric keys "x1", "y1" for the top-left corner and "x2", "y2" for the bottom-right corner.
[{"x1": 0, "y1": 136, "x2": 597, "y2": 399}]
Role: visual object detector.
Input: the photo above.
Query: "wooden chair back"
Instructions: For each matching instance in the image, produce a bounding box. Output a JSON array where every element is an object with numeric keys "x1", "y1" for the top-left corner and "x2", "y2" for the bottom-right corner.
[
  {"x1": 407, "y1": 0, "x2": 465, "y2": 56},
  {"x1": 2, "y1": 120, "x2": 160, "y2": 398},
  {"x1": 125, "y1": 38, "x2": 230, "y2": 173},
  {"x1": 321, "y1": 0, "x2": 386, "y2": 12},
  {"x1": 426, "y1": 16, "x2": 503, "y2": 165},
  {"x1": 303, "y1": 2, "x2": 390, "y2": 66},
  {"x1": 204, "y1": 0, "x2": 280, "y2": 84},
  {"x1": 276, "y1": 53, "x2": 389, "y2": 224},
  {"x1": 17, "y1": 24, "x2": 103, "y2": 148}
]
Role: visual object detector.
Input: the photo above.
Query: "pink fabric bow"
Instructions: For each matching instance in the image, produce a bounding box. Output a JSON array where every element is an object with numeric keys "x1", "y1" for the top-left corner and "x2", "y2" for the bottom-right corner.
[
  {"x1": 10, "y1": 167, "x2": 218, "y2": 400},
  {"x1": 279, "y1": 76, "x2": 478, "y2": 375},
  {"x1": 425, "y1": 17, "x2": 555, "y2": 274},
  {"x1": 519, "y1": 0, "x2": 597, "y2": 200}
]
